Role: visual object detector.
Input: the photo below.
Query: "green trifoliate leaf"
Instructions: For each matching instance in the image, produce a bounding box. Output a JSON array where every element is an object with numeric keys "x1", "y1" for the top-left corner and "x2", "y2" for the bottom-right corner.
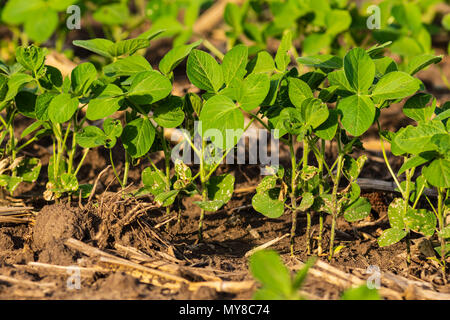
[
  {"x1": 107, "y1": 38, "x2": 150, "y2": 57},
  {"x1": 222, "y1": 44, "x2": 248, "y2": 86},
  {"x1": 407, "y1": 54, "x2": 442, "y2": 76},
  {"x1": 121, "y1": 117, "x2": 155, "y2": 158},
  {"x1": 153, "y1": 96, "x2": 185, "y2": 128},
  {"x1": 302, "y1": 33, "x2": 331, "y2": 56},
  {"x1": 371, "y1": 71, "x2": 421, "y2": 100},
  {"x1": 343, "y1": 48, "x2": 375, "y2": 94},
  {"x1": 48, "y1": 93, "x2": 79, "y2": 124},
  {"x1": 247, "y1": 51, "x2": 276, "y2": 74},
  {"x1": 199, "y1": 95, "x2": 243, "y2": 149},
  {"x1": 76, "y1": 126, "x2": 107, "y2": 148},
  {"x1": 337, "y1": 95, "x2": 375, "y2": 137},
  {"x1": 73, "y1": 39, "x2": 114, "y2": 58},
  {"x1": 15, "y1": 45, "x2": 46, "y2": 74},
  {"x1": 403, "y1": 93, "x2": 435, "y2": 122},
  {"x1": 187, "y1": 49, "x2": 223, "y2": 92},
  {"x1": 16, "y1": 157, "x2": 41, "y2": 183},
  {"x1": 194, "y1": 200, "x2": 225, "y2": 212},
  {"x1": 325, "y1": 9, "x2": 351, "y2": 35},
  {"x1": 256, "y1": 176, "x2": 277, "y2": 194},
  {"x1": 298, "y1": 192, "x2": 314, "y2": 211},
  {"x1": 373, "y1": 56, "x2": 398, "y2": 78},
  {"x1": 71, "y1": 62, "x2": 97, "y2": 96},
  {"x1": 275, "y1": 30, "x2": 292, "y2": 72},
  {"x1": 423, "y1": 158, "x2": 450, "y2": 188},
  {"x1": 35, "y1": 92, "x2": 56, "y2": 121},
  {"x1": 299, "y1": 98, "x2": 329, "y2": 129},
  {"x1": 327, "y1": 70, "x2": 353, "y2": 93},
  {"x1": 127, "y1": 71, "x2": 172, "y2": 105},
  {"x1": 93, "y1": 3, "x2": 129, "y2": 26},
  {"x1": 296, "y1": 55, "x2": 342, "y2": 70},
  {"x1": 315, "y1": 109, "x2": 338, "y2": 140},
  {"x1": 86, "y1": 84, "x2": 124, "y2": 120},
  {"x1": 104, "y1": 56, "x2": 152, "y2": 77},
  {"x1": 397, "y1": 152, "x2": 436, "y2": 176},
  {"x1": 24, "y1": 9, "x2": 58, "y2": 44},
  {"x1": 288, "y1": 78, "x2": 314, "y2": 108},
  {"x1": 377, "y1": 228, "x2": 407, "y2": 247},
  {"x1": 159, "y1": 40, "x2": 202, "y2": 76},
  {"x1": 237, "y1": 73, "x2": 270, "y2": 111},
  {"x1": 394, "y1": 121, "x2": 447, "y2": 155}
]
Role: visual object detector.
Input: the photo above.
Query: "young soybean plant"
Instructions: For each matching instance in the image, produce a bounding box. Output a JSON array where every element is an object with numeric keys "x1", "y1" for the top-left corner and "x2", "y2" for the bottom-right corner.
[
  {"x1": 252, "y1": 44, "x2": 379, "y2": 260},
  {"x1": 378, "y1": 96, "x2": 449, "y2": 269},
  {"x1": 0, "y1": 46, "x2": 43, "y2": 197}
]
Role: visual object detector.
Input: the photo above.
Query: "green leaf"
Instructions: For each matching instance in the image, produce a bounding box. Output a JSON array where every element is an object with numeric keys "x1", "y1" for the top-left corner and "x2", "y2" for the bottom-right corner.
[
  {"x1": 0, "y1": 175, "x2": 23, "y2": 194},
  {"x1": 300, "y1": 98, "x2": 329, "y2": 129},
  {"x1": 86, "y1": 84, "x2": 124, "y2": 120},
  {"x1": 423, "y1": 158, "x2": 450, "y2": 188},
  {"x1": 439, "y1": 226, "x2": 450, "y2": 239},
  {"x1": 302, "y1": 33, "x2": 331, "y2": 56},
  {"x1": 343, "y1": 48, "x2": 375, "y2": 94},
  {"x1": 187, "y1": 49, "x2": 223, "y2": 92},
  {"x1": 371, "y1": 71, "x2": 421, "y2": 100},
  {"x1": 194, "y1": 200, "x2": 225, "y2": 212},
  {"x1": 121, "y1": 117, "x2": 155, "y2": 158},
  {"x1": 71, "y1": 62, "x2": 97, "y2": 96},
  {"x1": 154, "y1": 190, "x2": 179, "y2": 207},
  {"x1": 315, "y1": 109, "x2": 338, "y2": 140},
  {"x1": 108, "y1": 39, "x2": 150, "y2": 57},
  {"x1": 296, "y1": 55, "x2": 342, "y2": 69},
  {"x1": 237, "y1": 73, "x2": 270, "y2": 111},
  {"x1": 207, "y1": 174, "x2": 235, "y2": 205},
  {"x1": 256, "y1": 176, "x2": 277, "y2": 194},
  {"x1": 35, "y1": 92, "x2": 56, "y2": 121},
  {"x1": 16, "y1": 157, "x2": 41, "y2": 182},
  {"x1": 15, "y1": 45, "x2": 46, "y2": 73},
  {"x1": 4, "y1": 73, "x2": 34, "y2": 102},
  {"x1": 103, "y1": 118, "x2": 123, "y2": 138},
  {"x1": 403, "y1": 93, "x2": 434, "y2": 122},
  {"x1": 325, "y1": 9, "x2": 351, "y2": 35},
  {"x1": 405, "y1": 209, "x2": 436, "y2": 237},
  {"x1": 394, "y1": 121, "x2": 447, "y2": 155},
  {"x1": 398, "y1": 152, "x2": 435, "y2": 175},
  {"x1": 373, "y1": 56, "x2": 398, "y2": 77},
  {"x1": 247, "y1": 51, "x2": 275, "y2": 74},
  {"x1": 327, "y1": 70, "x2": 353, "y2": 93},
  {"x1": 249, "y1": 250, "x2": 292, "y2": 297},
  {"x1": 48, "y1": 93, "x2": 79, "y2": 124},
  {"x1": 15, "y1": 91, "x2": 36, "y2": 118},
  {"x1": 252, "y1": 189, "x2": 284, "y2": 218},
  {"x1": 288, "y1": 78, "x2": 313, "y2": 108},
  {"x1": 387, "y1": 198, "x2": 406, "y2": 229},
  {"x1": 141, "y1": 167, "x2": 166, "y2": 196},
  {"x1": 341, "y1": 285, "x2": 381, "y2": 300},
  {"x1": 275, "y1": 30, "x2": 292, "y2": 72},
  {"x1": 159, "y1": 40, "x2": 202, "y2": 76},
  {"x1": 199, "y1": 95, "x2": 243, "y2": 149},
  {"x1": 93, "y1": 3, "x2": 129, "y2": 26},
  {"x1": 128, "y1": 71, "x2": 172, "y2": 105},
  {"x1": 76, "y1": 126, "x2": 106, "y2": 148},
  {"x1": 407, "y1": 54, "x2": 442, "y2": 76},
  {"x1": 338, "y1": 95, "x2": 375, "y2": 136},
  {"x1": 222, "y1": 45, "x2": 248, "y2": 87},
  {"x1": 377, "y1": 228, "x2": 407, "y2": 247},
  {"x1": 60, "y1": 173, "x2": 78, "y2": 192},
  {"x1": 72, "y1": 39, "x2": 114, "y2": 58},
  {"x1": 1, "y1": 0, "x2": 43, "y2": 25},
  {"x1": 153, "y1": 96, "x2": 185, "y2": 128},
  {"x1": 298, "y1": 192, "x2": 314, "y2": 211},
  {"x1": 24, "y1": 9, "x2": 58, "y2": 44},
  {"x1": 104, "y1": 56, "x2": 152, "y2": 77},
  {"x1": 344, "y1": 197, "x2": 371, "y2": 222}
]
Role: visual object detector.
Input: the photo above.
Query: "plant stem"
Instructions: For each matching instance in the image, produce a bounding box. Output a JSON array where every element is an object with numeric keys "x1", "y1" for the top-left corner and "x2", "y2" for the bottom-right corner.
[
  {"x1": 122, "y1": 151, "x2": 130, "y2": 188},
  {"x1": 329, "y1": 153, "x2": 344, "y2": 261},
  {"x1": 318, "y1": 139, "x2": 325, "y2": 256},
  {"x1": 302, "y1": 138, "x2": 311, "y2": 255},
  {"x1": 202, "y1": 39, "x2": 224, "y2": 61},
  {"x1": 379, "y1": 133, "x2": 404, "y2": 195},
  {"x1": 404, "y1": 166, "x2": 412, "y2": 266},
  {"x1": 289, "y1": 135, "x2": 298, "y2": 256},
  {"x1": 198, "y1": 139, "x2": 207, "y2": 241},
  {"x1": 110, "y1": 149, "x2": 124, "y2": 189},
  {"x1": 437, "y1": 187, "x2": 446, "y2": 277}
]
